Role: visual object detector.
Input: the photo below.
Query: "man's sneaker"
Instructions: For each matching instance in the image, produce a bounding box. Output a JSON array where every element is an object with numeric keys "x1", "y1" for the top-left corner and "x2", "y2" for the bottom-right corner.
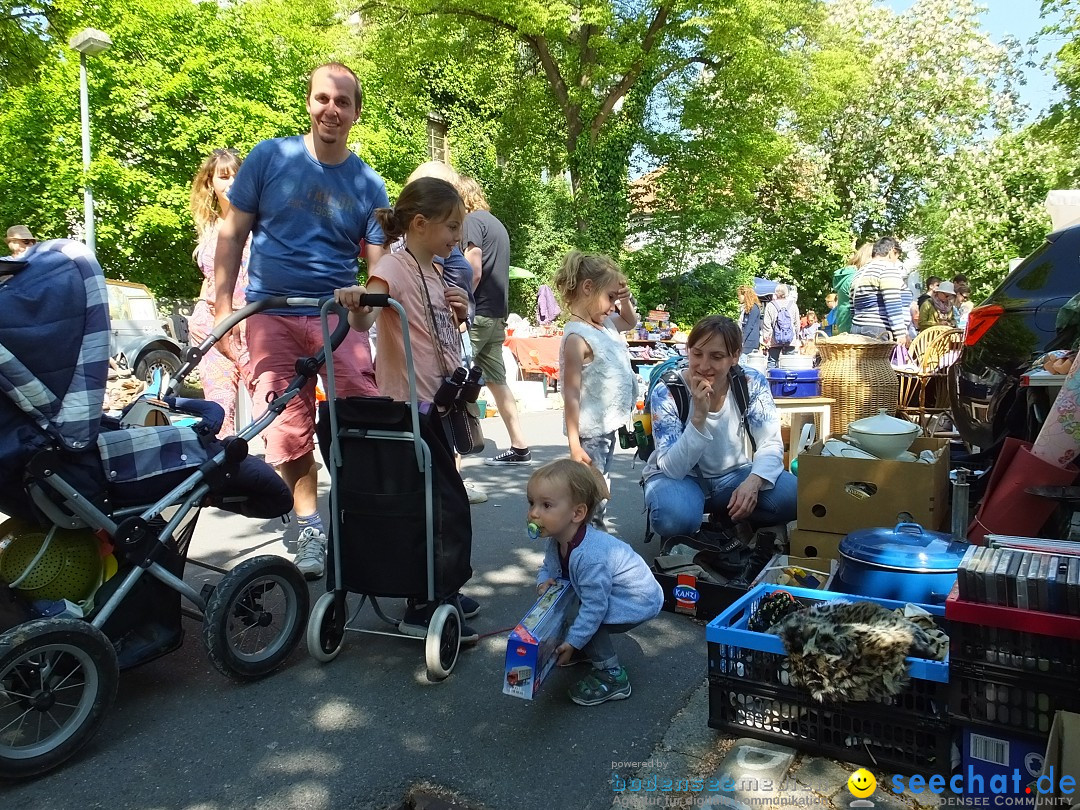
[
  {"x1": 293, "y1": 527, "x2": 327, "y2": 580},
  {"x1": 457, "y1": 594, "x2": 481, "y2": 619},
  {"x1": 464, "y1": 482, "x2": 488, "y2": 504},
  {"x1": 398, "y1": 601, "x2": 479, "y2": 645},
  {"x1": 484, "y1": 448, "x2": 533, "y2": 466},
  {"x1": 569, "y1": 666, "x2": 631, "y2": 705}
]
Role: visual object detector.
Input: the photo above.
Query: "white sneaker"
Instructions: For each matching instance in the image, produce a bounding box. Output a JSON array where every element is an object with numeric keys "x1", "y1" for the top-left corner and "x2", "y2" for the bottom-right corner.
[
  {"x1": 464, "y1": 482, "x2": 488, "y2": 504},
  {"x1": 294, "y1": 526, "x2": 327, "y2": 580}
]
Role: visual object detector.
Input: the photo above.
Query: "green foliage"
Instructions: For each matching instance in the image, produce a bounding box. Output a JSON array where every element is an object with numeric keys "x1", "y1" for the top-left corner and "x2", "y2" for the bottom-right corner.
[
  {"x1": 733, "y1": 0, "x2": 1025, "y2": 307},
  {"x1": 919, "y1": 130, "x2": 1062, "y2": 301},
  {"x1": 0, "y1": 0, "x2": 353, "y2": 298}
]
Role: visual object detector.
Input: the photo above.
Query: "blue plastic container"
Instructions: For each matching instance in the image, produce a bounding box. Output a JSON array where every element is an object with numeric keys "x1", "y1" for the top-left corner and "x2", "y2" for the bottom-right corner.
[{"x1": 767, "y1": 368, "x2": 820, "y2": 398}]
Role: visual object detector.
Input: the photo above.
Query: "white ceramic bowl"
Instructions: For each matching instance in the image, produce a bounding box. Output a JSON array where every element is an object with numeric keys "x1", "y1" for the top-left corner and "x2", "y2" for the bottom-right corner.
[
  {"x1": 843, "y1": 429, "x2": 917, "y2": 459},
  {"x1": 845, "y1": 409, "x2": 920, "y2": 458}
]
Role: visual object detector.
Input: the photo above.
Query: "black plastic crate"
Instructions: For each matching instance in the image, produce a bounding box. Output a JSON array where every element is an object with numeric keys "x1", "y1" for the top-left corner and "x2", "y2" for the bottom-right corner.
[
  {"x1": 707, "y1": 641, "x2": 948, "y2": 719},
  {"x1": 708, "y1": 675, "x2": 953, "y2": 774},
  {"x1": 950, "y1": 621, "x2": 1080, "y2": 678},
  {"x1": 948, "y1": 661, "x2": 1080, "y2": 739}
]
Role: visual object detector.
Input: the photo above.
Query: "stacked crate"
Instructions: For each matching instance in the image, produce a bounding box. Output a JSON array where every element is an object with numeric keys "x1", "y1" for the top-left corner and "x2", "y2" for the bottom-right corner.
[{"x1": 706, "y1": 584, "x2": 952, "y2": 774}]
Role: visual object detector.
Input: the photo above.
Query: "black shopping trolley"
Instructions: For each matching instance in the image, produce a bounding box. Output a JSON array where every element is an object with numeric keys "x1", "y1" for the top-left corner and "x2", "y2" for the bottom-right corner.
[{"x1": 305, "y1": 296, "x2": 472, "y2": 681}]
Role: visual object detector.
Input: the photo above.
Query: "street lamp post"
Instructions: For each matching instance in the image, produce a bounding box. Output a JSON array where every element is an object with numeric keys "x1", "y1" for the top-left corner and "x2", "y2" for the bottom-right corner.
[{"x1": 69, "y1": 28, "x2": 112, "y2": 256}]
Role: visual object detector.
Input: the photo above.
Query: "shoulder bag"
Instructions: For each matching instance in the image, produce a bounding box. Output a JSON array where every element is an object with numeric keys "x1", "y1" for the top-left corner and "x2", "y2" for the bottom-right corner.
[{"x1": 414, "y1": 255, "x2": 486, "y2": 455}]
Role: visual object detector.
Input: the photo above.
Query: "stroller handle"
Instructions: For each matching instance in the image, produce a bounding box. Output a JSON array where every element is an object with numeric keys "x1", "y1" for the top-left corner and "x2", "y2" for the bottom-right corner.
[{"x1": 170, "y1": 296, "x2": 353, "y2": 394}]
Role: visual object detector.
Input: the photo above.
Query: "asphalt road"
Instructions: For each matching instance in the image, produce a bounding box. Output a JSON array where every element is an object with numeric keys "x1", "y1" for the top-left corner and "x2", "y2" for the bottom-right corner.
[{"x1": 5, "y1": 407, "x2": 710, "y2": 810}]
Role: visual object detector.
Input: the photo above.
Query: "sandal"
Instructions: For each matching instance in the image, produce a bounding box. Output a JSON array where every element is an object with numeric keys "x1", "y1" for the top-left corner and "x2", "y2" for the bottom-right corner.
[{"x1": 569, "y1": 667, "x2": 631, "y2": 706}]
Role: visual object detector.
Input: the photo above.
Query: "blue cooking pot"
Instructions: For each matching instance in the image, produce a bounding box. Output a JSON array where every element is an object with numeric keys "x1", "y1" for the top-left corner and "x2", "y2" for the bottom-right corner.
[{"x1": 836, "y1": 522, "x2": 967, "y2": 605}]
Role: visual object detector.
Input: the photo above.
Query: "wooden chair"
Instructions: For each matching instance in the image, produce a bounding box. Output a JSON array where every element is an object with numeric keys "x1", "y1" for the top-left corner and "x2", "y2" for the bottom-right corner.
[{"x1": 896, "y1": 328, "x2": 965, "y2": 430}]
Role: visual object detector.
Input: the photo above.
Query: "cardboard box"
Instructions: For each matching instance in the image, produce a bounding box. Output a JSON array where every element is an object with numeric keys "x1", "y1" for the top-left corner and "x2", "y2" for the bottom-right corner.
[
  {"x1": 962, "y1": 726, "x2": 1046, "y2": 796},
  {"x1": 502, "y1": 579, "x2": 579, "y2": 700},
  {"x1": 790, "y1": 528, "x2": 845, "y2": 562},
  {"x1": 1037, "y1": 711, "x2": 1080, "y2": 808},
  {"x1": 796, "y1": 437, "x2": 951, "y2": 534}
]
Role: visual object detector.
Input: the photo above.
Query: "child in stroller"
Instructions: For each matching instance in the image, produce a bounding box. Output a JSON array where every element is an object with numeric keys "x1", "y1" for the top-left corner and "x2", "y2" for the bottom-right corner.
[{"x1": 0, "y1": 240, "x2": 319, "y2": 780}]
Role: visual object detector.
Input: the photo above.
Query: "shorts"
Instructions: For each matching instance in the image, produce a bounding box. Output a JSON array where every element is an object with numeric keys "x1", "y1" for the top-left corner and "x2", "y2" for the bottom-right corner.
[
  {"x1": 247, "y1": 312, "x2": 378, "y2": 466},
  {"x1": 468, "y1": 315, "x2": 508, "y2": 385}
]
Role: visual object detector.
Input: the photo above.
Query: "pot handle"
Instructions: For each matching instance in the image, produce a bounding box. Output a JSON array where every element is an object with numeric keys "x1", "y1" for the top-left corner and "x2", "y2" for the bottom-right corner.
[{"x1": 893, "y1": 522, "x2": 936, "y2": 547}]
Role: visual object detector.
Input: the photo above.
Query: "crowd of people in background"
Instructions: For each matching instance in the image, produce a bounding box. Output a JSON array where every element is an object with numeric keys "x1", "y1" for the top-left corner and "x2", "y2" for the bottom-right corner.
[{"x1": 735, "y1": 235, "x2": 973, "y2": 368}]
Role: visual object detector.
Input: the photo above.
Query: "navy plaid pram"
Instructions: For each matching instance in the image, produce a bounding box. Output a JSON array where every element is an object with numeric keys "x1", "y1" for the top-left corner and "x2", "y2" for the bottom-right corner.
[{"x1": 0, "y1": 240, "x2": 306, "y2": 781}]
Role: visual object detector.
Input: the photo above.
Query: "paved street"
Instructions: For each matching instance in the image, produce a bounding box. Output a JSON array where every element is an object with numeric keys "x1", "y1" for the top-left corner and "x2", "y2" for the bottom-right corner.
[{"x1": 5, "y1": 406, "x2": 715, "y2": 810}]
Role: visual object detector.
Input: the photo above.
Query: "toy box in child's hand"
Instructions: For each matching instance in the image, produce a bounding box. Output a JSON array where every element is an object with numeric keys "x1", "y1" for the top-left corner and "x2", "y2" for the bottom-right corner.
[
  {"x1": 503, "y1": 579, "x2": 580, "y2": 700},
  {"x1": 796, "y1": 437, "x2": 951, "y2": 533}
]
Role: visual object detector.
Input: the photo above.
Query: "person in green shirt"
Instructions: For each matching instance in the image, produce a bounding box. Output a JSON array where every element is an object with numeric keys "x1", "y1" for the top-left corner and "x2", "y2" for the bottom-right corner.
[{"x1": 832, "y1": 242, "x2": 872, "y2": 335}]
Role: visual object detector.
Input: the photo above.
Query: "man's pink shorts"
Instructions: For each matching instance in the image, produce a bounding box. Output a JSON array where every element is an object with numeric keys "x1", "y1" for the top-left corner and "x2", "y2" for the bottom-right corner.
[{"x1": 246, "y1": 313, "x2": 377, "y2": 466}]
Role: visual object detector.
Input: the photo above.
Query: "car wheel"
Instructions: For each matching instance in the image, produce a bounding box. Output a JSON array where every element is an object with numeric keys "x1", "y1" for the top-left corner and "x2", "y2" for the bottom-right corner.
[{"x1": 134, "y1": 349, "x2": 181, "y2": 384}]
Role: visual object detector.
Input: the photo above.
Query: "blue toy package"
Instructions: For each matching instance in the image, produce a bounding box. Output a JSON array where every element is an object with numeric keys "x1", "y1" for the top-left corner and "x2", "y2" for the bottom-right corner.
[{"x1": 502, "y1": 579, "x2": 580, "y2": 700}]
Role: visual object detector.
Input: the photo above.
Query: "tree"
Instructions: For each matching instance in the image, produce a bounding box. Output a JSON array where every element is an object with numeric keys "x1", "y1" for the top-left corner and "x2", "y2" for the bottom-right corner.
[
  {"x1": 359, "y1": 0, "x2": 821, "y2": 252},
  {"x1": 0, "y1": 0, "x2": 366, "y2": 298},
  {"x1": 736, "y1": 0, "x2": 1025, "y2": 309},
  {"x1": 919, "y1": 130, "x2": 1063, "y2": 300}
]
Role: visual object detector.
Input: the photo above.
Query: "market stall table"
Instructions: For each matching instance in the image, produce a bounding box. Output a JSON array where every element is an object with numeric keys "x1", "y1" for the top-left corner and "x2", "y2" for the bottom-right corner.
[
  {"x1": 771, "y1": 395, "x2": 835, "y2": 463},
  {"x1": 504, "y1": 334, "x2": 561, "y2": 388}
]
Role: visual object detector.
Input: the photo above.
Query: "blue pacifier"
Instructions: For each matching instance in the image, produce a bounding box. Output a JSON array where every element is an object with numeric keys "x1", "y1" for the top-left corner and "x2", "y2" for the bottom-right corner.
[{"x1": 527, "y1": 522, "x2": 542, "y2": 541}]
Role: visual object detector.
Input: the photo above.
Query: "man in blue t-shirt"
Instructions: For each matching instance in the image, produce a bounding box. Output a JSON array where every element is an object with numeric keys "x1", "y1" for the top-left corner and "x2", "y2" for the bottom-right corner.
[{"x1": 214, "y1": 62, "x2": 388, "y2": 579}]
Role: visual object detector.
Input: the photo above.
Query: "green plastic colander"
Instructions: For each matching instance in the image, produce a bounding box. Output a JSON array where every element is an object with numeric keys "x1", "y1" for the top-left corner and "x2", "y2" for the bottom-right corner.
[{"x1": 0, "y1": 518, "x2": 103, "y2": 603}]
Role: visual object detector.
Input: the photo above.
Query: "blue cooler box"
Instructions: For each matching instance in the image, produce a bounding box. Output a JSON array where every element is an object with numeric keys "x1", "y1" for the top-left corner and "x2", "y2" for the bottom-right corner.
[{"x1": 767, "y1": 368, "x2": 820, "y2": 398}]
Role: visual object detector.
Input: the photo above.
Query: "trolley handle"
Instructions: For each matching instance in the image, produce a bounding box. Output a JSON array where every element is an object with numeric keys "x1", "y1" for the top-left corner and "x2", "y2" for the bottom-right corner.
[{"x1": 355, "y1": 293, "x2": 390, "y2": 308}]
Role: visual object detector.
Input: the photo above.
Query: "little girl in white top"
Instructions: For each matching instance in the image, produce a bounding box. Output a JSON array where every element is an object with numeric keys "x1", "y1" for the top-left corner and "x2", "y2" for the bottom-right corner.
[{"x1": 555, "y1": 251, "x2": 638, "y2": 528}]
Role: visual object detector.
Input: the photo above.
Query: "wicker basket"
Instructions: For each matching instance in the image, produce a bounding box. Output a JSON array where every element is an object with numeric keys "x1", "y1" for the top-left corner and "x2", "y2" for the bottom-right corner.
[{"x1": 816, "y1": 334, "x2": 899, "y2": 436}]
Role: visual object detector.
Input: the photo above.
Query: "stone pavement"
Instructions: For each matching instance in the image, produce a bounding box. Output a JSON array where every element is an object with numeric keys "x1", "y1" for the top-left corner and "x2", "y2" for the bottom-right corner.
[{"x1": 605, "y1": 679, "x2": 974, "y2": 810}]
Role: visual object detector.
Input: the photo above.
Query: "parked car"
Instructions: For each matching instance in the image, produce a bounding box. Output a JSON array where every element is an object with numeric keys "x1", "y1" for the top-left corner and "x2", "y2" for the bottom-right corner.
[
  {"x1": 105, "y1": 280, "x2": 185, "y2": 383},
  {"x1": 950, "y1": 223, "x2": 1080, "y2": 449}
]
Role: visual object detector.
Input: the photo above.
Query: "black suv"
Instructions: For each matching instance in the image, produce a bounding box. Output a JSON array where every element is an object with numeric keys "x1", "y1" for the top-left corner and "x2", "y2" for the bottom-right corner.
[{"x1": 950, "y1": 224, "x2": 1079, "y2": 449}]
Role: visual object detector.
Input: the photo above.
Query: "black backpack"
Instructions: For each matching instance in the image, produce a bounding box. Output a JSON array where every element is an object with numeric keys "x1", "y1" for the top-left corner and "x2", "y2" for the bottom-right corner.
[{"x1": 637, "y1": 363, "x2": 757, "y2": 462}]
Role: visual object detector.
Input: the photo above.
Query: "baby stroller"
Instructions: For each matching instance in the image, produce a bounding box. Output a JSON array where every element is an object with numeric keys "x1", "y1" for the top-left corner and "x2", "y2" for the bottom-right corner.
[
  {"x1": 305, "y1": 297, "x2": 472, "y2": 681},
  {"x1": 0, "y1": 240, "x2": 339, "y2": 779}
]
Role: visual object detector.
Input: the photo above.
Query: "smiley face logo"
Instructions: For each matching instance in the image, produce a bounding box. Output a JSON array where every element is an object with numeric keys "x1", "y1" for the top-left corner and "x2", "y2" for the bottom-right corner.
[{"x1": 848, "y1": 768, "x2": 876, "y2": 798}]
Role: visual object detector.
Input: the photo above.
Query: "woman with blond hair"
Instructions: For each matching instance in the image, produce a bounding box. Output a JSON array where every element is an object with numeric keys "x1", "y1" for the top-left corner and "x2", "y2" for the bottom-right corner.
[
  {"x1": 736, "y1": 284, "x2": 762, "y2": 363},
  {"x1": 832, "y1": 242, "x2": 873, "y2": 336},
  {"x1": 188, "y1": 148, "x2": 251, "y2": 437}
]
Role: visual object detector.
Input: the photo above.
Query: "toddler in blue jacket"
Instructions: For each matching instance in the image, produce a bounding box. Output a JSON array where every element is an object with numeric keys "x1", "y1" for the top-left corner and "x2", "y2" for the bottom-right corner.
[{"x1": 528, "y1": 458, "x2": 664, "y2": 706}]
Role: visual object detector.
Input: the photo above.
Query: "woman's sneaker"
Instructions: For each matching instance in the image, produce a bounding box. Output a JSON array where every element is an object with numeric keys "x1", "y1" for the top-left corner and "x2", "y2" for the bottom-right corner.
[
  {"x1": 398, "y1": 601, "x2": 479, "y2": 645},
  {"x1": 293, "y1": 527, "x2": 327, "y2": 580},
  {"x1": 569, "y1": 666, "x2": 631, "y2": 705}
]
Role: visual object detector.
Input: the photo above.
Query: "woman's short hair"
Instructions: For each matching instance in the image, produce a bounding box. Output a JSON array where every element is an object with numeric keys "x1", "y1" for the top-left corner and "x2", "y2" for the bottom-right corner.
[{"x1": 687, "y1": 315, "x2": 742, "y2": 358}]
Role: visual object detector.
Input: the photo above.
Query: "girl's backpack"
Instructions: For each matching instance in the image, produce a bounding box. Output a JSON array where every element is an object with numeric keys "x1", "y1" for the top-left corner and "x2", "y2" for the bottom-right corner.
[{"x1": 636, "y1": 360, "x2": 756, "y2": 462}]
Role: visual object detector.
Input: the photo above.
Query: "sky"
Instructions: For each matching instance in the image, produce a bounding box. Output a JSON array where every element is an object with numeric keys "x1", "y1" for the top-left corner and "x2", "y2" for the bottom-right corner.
[{"x1": 888, "y1": 0, "x2": 1066, "y2": 119}]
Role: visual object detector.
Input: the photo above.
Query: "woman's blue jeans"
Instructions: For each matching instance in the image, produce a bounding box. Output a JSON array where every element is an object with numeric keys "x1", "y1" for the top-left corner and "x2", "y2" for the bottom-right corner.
[{"x1": 643, "y1": 465, "x2": 798, "y2": 538}]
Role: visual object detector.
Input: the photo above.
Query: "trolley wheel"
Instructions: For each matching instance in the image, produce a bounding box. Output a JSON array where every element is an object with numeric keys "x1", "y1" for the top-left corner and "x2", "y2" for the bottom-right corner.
[
  {"x1": 0, "y1": 618, "x2": 118, "y2": 780},
  {"x1": 203, "y1": 555, "x2": 310, "y2": 682},
  {"x1": 306, "y1": 591, "x2": 345, "y2": 663},
  {"x1": 424, "y1": 604, "x2": 460, "y2": 682}
]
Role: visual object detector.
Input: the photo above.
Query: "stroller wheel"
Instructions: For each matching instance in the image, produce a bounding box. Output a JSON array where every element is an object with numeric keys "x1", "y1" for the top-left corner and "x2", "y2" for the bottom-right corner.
[
  {"x1": 424, "y1": 604, "x2": 460, "y2": 682},
  {"x1": 306, "y1": 591, "x2": 344, "y2": 663},
  {"x1": 203, "y1": 555, "x2": 310, "y2": 682},
  {"x1": 0, "y1": 618, "x2": 118, "y2": 780}
]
